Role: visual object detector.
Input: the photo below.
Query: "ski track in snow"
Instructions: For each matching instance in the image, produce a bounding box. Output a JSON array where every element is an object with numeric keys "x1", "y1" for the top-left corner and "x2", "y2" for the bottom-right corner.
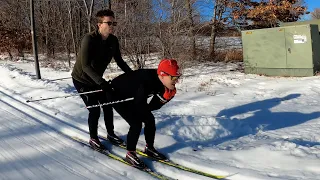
[
  {"x1": 0, "y1": 86, "x2": 235, "y2": 180},
  {"x1": 0, "y1": 87, "x2": 157, "y2": 180},
  {"x1": 1, "y1": 60, "x2": 320, "y2": 179}
]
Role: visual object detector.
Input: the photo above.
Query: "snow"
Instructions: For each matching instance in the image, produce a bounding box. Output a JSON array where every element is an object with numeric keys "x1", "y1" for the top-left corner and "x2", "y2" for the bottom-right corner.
[{"x1": 0, "y1": 56, "x2": 320, "y2": 180}]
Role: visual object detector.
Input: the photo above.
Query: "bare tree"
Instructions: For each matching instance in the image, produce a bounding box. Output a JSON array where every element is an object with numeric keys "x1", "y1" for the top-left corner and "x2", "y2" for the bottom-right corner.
[
  {"x1": 67, "y1": 0, "x2": 78, "y2": 65},
  {"x1": 0, "y1": 0, "x2": 30, "y2": 59},
  {"x1": 154, "y1": 0, "x2": 192, "y2": 59},
  {"x1": 113, "y1": 0, "x2": 155, "y2": 69},
  {"x1": 83, "y1": 0, "x2": 95, "y2": 32},
  {"x1": 186, "y1": 0, "x2": 196, "y2": 59},
  {"x1": 0, "y1": 0, "x2": 244, "y2": 65},
  {"x1": 37, "y1": 0, "x2": 52, "y2": 57},
  {"x1": 209, "y1": 0, "x2": 228, "y2": 58},
  {"x1": 108, "y1": 0, "x2": 111, "y2": 9},
  {"x1": 311, "y1": 8, "x2": 320, "y2": 19}
]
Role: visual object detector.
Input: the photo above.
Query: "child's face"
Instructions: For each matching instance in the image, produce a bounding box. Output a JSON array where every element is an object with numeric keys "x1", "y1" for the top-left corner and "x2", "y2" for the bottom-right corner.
[{"x1": 160, "y1": 75, "x2": 179, "y2": 90}]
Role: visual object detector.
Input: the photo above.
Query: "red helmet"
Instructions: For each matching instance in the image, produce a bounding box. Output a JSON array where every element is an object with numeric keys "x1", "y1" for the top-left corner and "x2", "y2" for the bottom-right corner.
[{"x1": 157, "y1": 59, "x2": 180, "y2": 76}]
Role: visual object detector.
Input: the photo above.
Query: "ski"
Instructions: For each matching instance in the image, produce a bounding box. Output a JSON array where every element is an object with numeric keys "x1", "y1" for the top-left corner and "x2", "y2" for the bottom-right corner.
[
  {"x1": 70, "y1": 136, "x2": 173, "y2": 180},
  {"x1": 100, "y1": 135, "x2": 233, "y2": 179}
]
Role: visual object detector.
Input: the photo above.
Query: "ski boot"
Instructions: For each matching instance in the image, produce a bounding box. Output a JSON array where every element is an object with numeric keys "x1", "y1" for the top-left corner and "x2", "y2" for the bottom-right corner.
[
  {"x1": 126, "y1": 151, "x2": 146, "y2": 169},
  {"x1": 107, "y1": 133, "x2": 125, "y2": 146},
  {"x1": 144, "y1": 145, "x2": 168, "y2": 161},
  {"x1": 89, "y1": 138, "x2": 106, "y2": 152}
]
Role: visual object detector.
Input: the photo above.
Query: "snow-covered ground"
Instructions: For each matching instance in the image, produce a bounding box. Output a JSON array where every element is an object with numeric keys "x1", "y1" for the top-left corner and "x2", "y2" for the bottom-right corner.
[{"x1": 0, "y1": 56, "x2": 319, "y2": 180}]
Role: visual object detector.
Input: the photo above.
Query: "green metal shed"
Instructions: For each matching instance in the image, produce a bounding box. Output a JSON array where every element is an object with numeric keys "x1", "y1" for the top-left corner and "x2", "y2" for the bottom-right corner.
[
  {"x1": 242, "y1": 24, "x2": 320, "y2": 76},
  {"x1": 280, "y1": 19, "x2": 320, "y2": 31}
]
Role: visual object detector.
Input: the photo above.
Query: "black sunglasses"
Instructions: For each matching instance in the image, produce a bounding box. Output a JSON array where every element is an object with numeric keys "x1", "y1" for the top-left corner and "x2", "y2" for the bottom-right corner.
[
  {"x1": 162, "y1": 71, "x2": 180, "y2": 81},
  {"x1": 101, "y1": 21, "x2": 117, "y2": 26}
]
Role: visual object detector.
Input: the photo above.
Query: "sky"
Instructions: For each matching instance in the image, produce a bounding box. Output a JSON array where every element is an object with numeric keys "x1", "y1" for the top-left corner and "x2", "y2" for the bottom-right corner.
[
  {"x1": 0, "y1": 40, "x2": 320, "y2": 180},
  {"x1": 305, "y1": 0, "x2": 319, "y2": 12},
  {"x1": 302, "y1": 0, "x2": 319, "y2": 20},
  {"x1": 196, "y1": 0, "x2": 320, "y2": 22}
]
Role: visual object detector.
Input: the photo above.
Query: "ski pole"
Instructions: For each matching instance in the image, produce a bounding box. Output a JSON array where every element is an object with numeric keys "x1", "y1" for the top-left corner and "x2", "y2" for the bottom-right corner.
[
  {"x1": 86, "y1": 97, "x2": 134, "y2": 109},
  {"x1": 86, "y1": 94, "x2": 154, "y2": 109},
  {"x1": 26, "y1": 89, "x2": 103, "y2": 103}
]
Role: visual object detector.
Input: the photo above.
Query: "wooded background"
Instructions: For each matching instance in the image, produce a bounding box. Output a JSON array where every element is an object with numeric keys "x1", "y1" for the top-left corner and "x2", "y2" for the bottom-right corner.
[{"x1": 0, "y1": 0, "x2": 316, "y2": 68}]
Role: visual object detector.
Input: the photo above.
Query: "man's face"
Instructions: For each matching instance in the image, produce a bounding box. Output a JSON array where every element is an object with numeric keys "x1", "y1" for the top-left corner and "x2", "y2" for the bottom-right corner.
[
  {"x1": 160, "y1": 74, "x2": 179, "y2": 90},
  {"x1": 97, "y1": 16, "x2": 116, "y2": 36}
]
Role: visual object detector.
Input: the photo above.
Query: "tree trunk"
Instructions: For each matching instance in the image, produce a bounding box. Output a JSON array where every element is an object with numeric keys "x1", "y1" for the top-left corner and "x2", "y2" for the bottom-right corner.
[
  {"x1": 68, "y1": 0, "x2": 77, "y2": 59},
  {"x1": 108, "y1": 0, "x2": 111, "y2": 9},
  {"x1": 186, "y1": 0, "x2": 196, "y2": 59},
  {"x1": 209, "y1": 0, "x2": 225, "y2": 58},
  {"x1": 83, "y1": 0, "x2": 95, "y2": 32},
  {"x1": 209, "y1": 2, "x2": 217, "y2": 58},
  {"x1": 124, "y1": 1, "x2": 127, "y2": 49},
  {"x1": 6, "y1": 49, "x2": 13, "y2": 60}
]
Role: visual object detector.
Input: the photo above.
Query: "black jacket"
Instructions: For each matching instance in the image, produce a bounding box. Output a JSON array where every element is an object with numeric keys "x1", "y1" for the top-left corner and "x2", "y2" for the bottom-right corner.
[
  {"x1": 72, "y1": 30, "x2": 131, "y2": 86},
  {"x1": 111, "y1": 69, "x2": 173, "y2": 114}
]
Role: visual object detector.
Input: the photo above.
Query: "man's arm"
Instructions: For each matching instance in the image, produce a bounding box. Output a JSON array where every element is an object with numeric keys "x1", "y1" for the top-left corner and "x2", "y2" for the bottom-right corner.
[
  {"x1": 148, "y1": 88, "x2": 176, "y2": 111},
  {"x1": 134, "y1": 85, "x2": 153, "y2": 119},
  {"x1": 148, "y1": 95, "x2": 168, "y2": 111},
  {"x1": 81, "y1": 35, "x2": 105, "y2": 85},
  {"x1": 113, "y1": 37, "x2": 132, "y2": 72}
]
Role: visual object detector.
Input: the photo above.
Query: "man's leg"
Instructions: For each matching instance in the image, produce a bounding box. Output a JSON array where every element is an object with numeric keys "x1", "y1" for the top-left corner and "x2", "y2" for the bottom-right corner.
[
  {"x1": 72, "y1": 78, "x2": 105, "y2": 150},
  {"x1": 113, "y1": 103, "x2": 146, "y2": 168},
  {"x1": 98, "y1": 91, "x2": 125, "y2": 145},
  {"x1": 126, "y1": 121, "x2": 142, "y2": 151},
  {"x1": 87, "y1": 108, "x2": 101, "y2": 139},
  {"x1": 113, "y1": 103, "x2": 142, "y2": 151},
  {"x1": 72, "y1": 78, "x2": 101, "y2": 139},
  {"x1": 102, "y1": 106, "x2": 115, "y2": 134},
  {"x1": 143, "y1": 112, "x2": 167, "y2": 160},
  {"x1": 142, "y1": 112, "x2": 156, "y2": 148},
  {"x1": 98, "y1": 91, "x2": 115, "y2": 135}
]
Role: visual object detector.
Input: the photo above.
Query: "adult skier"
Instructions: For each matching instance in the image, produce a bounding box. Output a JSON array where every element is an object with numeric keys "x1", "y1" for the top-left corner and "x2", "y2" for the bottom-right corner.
[{"x1": 71, "y1": 9, "x2": 132, "y2": 150}]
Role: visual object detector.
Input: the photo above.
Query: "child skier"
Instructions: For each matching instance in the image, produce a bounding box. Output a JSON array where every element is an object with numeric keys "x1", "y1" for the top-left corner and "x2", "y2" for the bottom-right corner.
[{"x1": 110, "y1": 59, "x2": 180, "y2": 168}]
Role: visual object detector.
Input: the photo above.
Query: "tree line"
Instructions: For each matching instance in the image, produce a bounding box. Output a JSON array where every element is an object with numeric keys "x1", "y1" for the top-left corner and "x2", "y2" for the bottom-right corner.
[{"x1": 0, "y1": 0, "x2": 314, "y2": 68}]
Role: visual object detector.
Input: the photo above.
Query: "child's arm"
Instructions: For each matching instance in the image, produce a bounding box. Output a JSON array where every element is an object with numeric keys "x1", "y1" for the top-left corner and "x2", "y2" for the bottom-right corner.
[{"x1": 148, "y1": 87, "x2": 176, "y2": 111}]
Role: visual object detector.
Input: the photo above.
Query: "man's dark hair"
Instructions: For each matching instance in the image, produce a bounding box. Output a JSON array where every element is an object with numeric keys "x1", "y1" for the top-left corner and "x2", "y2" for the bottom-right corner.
[{"x1": 96, "y1": 9, "x2": 115, "y2": 22}]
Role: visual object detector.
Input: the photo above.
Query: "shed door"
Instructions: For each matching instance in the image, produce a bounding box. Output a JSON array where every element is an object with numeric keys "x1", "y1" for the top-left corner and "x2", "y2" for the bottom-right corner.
[
  {"x1": 285, "y1": 25, "x2": 313, "y2": 68},
  {"x1": 243, "y1": 28, "x2": 287, "y2": 68}
]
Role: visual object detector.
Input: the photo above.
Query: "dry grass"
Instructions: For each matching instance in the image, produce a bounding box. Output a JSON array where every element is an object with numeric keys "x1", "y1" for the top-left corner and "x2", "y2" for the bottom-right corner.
[
  {"x1": 214, "y1": 49, "x2": 243, "y2": 62},
  {"x1": 174, "y1": 48, "x2": 243, "y2": 70}
]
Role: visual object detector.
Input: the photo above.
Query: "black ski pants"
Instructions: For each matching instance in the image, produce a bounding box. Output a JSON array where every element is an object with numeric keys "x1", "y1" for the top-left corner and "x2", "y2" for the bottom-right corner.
[
  {"x1": 73, "y1": 78, "x2": 114, "y2": 139},
  {"x1": 113, "y1": 102, "x2": 156, "y2": 151}
]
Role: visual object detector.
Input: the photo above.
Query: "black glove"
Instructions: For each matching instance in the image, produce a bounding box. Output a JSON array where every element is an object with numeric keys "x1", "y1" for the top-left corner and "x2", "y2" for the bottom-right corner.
[{"x1": 100, "y1": 80, "x2": 113, "y2": 93}]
